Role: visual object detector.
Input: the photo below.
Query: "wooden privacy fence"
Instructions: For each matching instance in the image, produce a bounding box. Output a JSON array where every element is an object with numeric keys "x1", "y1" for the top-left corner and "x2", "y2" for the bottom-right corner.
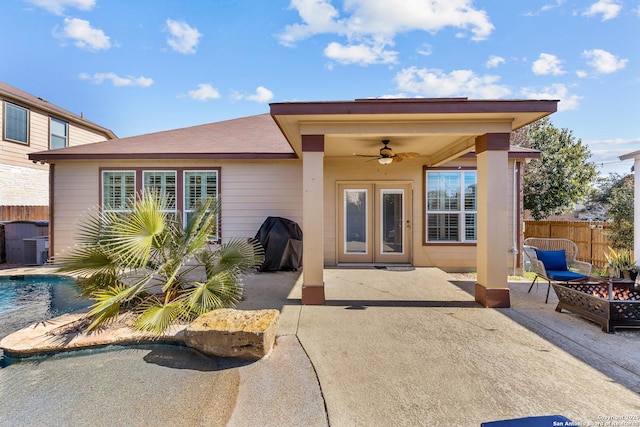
[
  {"x1": 524, "y1": 220, "x2": 617, "y2": 269},
  {"x1": 0, "y1": 206, "x2": 49, "y2": 222}
]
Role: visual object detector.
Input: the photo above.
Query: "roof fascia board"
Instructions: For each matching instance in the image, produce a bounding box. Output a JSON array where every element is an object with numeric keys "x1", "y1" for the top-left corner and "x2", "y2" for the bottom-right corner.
[
  {"x1": 270, "y1": 99, "x2": 558, "y2": 116},
  {"x1": 0, "y1": 89, "x2": 117, "y2": 139},
  {"x1": 29, "y1": 152, "x2": 299, "y2": 162}
]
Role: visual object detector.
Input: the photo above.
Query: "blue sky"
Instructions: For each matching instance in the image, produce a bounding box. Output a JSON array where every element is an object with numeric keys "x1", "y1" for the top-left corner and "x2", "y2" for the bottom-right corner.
[{"x1": 2, "y1": 0, "x2": 638, "y2": 176}]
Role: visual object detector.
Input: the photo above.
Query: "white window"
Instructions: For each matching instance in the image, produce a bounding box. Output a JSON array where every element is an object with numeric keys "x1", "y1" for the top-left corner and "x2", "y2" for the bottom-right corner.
[
  {"x1": 425, "y1": 170, "x2": 477, "y2": 243},
  {"x1": 143, "y1": 171, "x2": 177, "y2": 218},
  {"x1": 100, "y1": 169, "x2": 220, "y2": 240},
  {"x1": 4, "y1": 102, "x2": 29, "y2": 144},
  {"x1": 50, "y1": 117, "x2": 68, "y2": 149},
  {"x1": 102, "y1": 171, "x2": 136, "y2": 213},
  {"x1": 184, "y1": 170, "x2": 219, "y2": 239}
]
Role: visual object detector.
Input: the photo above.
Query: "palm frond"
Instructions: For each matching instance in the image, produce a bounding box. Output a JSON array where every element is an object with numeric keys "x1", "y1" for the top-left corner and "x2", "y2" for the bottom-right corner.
[
  {"x1": 74, "y1": 272, "x2": 122, "y2": 296},
  {"x1": 184, "y1": 271, "x2": 242, "y2": 315},
  {"x1": 55, "y1": 246, "x2": 118, "y2": 276},
  {"x1": 100, "y1": 190, "x2": 167, "y2": 268},
  {"x1": 206, "y1": 238, "x2": 264, "y2": 278},
  {"x1": 184, "y1": 197, "x2": 220, "y2": 251},
  {"x1": 74, "y1": 206, "x2": 107, "y2": 245},
  {"x1": 134, "y1": 299, "x2": 189, "y2": 334},
  {"x1": 85, "y1": 282, "x2": 138, "y2": 331}
]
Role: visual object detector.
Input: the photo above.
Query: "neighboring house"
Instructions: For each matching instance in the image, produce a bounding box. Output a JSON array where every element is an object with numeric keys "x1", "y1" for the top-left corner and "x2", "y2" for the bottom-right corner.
[
  {"x1": 30, "y1": 98, "x2": 557, "y2": 308},
  {"x1": 523, "y1": 200, "x2": 609, "y2": 222},
  {"x1": 0, "y1": 81, "x2": 115, "y2": 217}
]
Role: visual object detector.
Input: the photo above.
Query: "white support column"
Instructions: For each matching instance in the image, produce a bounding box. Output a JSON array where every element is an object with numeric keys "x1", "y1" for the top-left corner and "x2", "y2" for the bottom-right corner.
[
  {"x1": 301, "y1": 135, "x2": 325, "y2": 304},
  {"x1": 634, "y1": 158, "x2": 640, "y2": 264},
  {"x1": 475, "y1": 133, "x2": 511, "y2": 308}
]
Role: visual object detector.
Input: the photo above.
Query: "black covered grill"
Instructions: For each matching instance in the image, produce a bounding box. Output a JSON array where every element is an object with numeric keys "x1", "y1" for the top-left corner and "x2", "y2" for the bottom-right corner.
[{"x1": 254, "y1": 217, "x2": 303, "y2": 272}]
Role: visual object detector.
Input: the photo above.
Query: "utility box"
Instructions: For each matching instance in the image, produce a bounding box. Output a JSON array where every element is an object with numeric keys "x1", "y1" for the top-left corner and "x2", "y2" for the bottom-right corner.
[
  {"x1": 3, "y1": 220, "x2": 48, "y2": 264},
  {"x1": 24, "y1": 236, "x2": 49, "y2": 265}
]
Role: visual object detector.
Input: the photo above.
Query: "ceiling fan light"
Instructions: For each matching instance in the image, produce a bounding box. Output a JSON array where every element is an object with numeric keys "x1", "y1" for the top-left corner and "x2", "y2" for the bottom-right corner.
[{"x1": 378, "y1": 157, "x2": 393, "y2": 165}]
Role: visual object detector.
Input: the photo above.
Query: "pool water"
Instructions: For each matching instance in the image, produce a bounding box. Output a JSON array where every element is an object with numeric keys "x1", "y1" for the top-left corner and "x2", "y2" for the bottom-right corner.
[{"x1": 0, "y1": 275, "x2": 90, "y2": 342}]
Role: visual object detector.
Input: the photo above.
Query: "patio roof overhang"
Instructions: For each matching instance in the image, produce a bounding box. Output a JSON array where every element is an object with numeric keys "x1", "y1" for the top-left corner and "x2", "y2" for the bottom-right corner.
[
  {"x1": 270, "y1": 97, "x2": 558, "y2": 307},
  {"x1": 270, "y1": 98, "x2": 557, "y2": 165}
]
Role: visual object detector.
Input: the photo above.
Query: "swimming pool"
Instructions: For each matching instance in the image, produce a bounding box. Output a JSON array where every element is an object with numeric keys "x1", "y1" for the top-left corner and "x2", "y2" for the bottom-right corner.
[{"x1": 0, "y1": 275, "x2": 90, "y2": 343}]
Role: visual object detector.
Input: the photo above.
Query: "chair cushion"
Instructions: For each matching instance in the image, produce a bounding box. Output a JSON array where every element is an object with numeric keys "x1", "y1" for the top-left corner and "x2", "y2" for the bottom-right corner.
[
  {"x1": 535, "y1": 249, "x2": 567, "y2": 271},
  {"x1": 481, "y1": 415, "x2": 575, "y2": 426},
  {"x1": 546, "y1": 270, "x2": 587, "y2": 282}
]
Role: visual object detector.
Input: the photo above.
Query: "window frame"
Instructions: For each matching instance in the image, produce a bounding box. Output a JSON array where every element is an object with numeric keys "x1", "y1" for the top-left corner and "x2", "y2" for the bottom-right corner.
[
  {"x1": 99, "y1": 167, "x2": 221, "y2": 243},
  {"x1": 3, "y1": 101, "x2": 30, "y2": 145},
  {"x1": 142, "y1": 170, "x2": 178, "y2": 218},
  {"x1": 50, "y1": 117, "x2": 68, "y2": 149},
  {"x1": 183, "y1": 170, "x2": 220, "y2": 242},
  {"x1": 101, "y1": 170, "x2": 137, "y2": 214},
  {"x1": 423, "y1": 166, "x2": 477, "y2": 246}
]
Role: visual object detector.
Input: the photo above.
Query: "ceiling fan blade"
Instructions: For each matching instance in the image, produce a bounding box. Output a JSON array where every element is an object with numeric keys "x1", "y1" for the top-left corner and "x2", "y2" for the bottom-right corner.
[
  {"x1": 394, "y1": 152, "x2": 420, "y2": 160},
  {"x1": 353, "y1": 153, "x2": 380, "y2": 158}
]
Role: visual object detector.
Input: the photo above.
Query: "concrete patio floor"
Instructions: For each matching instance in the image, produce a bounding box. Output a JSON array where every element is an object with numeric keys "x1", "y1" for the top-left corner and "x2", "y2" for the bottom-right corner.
[
  {"x1": 1, "y1": 266, "x2": 640, "y2": 426},
  {"x1": 239, "y1": 267, "x2": 640, "y2": 426}
]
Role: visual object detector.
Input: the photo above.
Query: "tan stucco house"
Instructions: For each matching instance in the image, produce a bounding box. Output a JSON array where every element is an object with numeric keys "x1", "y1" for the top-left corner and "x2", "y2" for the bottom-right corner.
[
  {"x1": 30, "y1": 98, "x2": 557, "y2": 308},
  {"x1": 0, "y1": 81, "x2": 116, "y2": 213}
]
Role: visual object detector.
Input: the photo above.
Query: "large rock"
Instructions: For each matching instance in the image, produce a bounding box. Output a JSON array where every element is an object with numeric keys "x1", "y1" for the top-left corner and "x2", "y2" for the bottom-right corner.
[{"x1": 184, "y1": 309, "x2": 279, "y2": 359}]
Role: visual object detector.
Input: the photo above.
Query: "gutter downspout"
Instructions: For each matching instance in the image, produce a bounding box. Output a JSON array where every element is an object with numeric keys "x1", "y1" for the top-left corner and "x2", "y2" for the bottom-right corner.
[{"x1": 510, "y1": 160, "x2": 519, "y2": 276}]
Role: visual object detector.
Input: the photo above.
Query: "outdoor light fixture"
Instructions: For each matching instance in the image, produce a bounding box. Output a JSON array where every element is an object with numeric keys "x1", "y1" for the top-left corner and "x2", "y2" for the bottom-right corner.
[{"x1": 378, "y1": 157, "x2": 393, "y2": 165}]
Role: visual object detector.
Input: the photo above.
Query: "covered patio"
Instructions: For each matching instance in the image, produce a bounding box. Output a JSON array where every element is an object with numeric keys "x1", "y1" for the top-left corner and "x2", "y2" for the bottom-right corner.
[{"x1": 270, "y1": 98, "x2": 558, "y2": 308}]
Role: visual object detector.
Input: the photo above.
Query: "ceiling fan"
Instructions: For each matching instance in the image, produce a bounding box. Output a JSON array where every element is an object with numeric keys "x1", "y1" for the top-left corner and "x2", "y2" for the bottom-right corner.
[{"x1": 354, "y1": 139, "x2": 419, "y2": 165}]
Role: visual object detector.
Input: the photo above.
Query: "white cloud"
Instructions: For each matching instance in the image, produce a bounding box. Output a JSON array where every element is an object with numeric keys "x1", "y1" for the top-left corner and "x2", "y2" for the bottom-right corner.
[
  {"x1": 521, "y1": 83, "x2": 580, "y2": 112},
  {"x1": 166, "y1": 19, "x2": 202, "y2": 54},
  {"x1": 394, "y1": 67, "x2": 511, "y2": 99},
  {"x1": 576, "y1": 70, "x2": 588, "y2": 78},
  {"x1": 279, "y1": 0, "x2": 494, "y2": 65},
  {"x1": 278, "y1": 0, "x2": 344, "y2": 47},
  {"x1": 233, "y1": 86, "x2": 274, "y2": 103},
  {"x1": 24, "y1": 0, "x2": 95, "y2": 15},
  {"x1": 324, "y1": 41, "x2": 397, "y2": 65},
  {"x1": 532, "y1": 53, "x2": 565, "y2": 75},
  {"x1": 583, "y1": 0, "x2": 622, "y2": 20},
  {"x1": 583, "y1": 48, "x2": 627, "y2": 74},
  {"x1": 486, "y1": 55, "x2": 505, "y2": 68},
  {"x1": 541, "y1": 0, "x2": 564, "y2": 12},
  {"x1": 525, "y1": 0, "x2": 564, "y2": 15},
  {"x1": 587, "y1": 138, "x2": 640, "y2": 166},
  {"x1": 79, "y1": 72, "x2": 153, "y2": 87},
  {"x1": 58, "y1": 17, "x2": 110, "y2": 51},
  {"x1": 417, "y1": 43, "x2": 432, "y2": 56},
  {"x1": 187, "y1": 83, "x2": 220, "y2": 101}
]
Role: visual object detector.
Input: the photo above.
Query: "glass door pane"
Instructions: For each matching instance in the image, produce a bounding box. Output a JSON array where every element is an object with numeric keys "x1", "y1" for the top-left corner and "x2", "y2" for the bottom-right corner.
[
  {"x1": 344, "y1": 189, "x2": 368, "y2": 254},
  {"x1": 380, "y1": 190, "x2": 404, "y2": 254}
]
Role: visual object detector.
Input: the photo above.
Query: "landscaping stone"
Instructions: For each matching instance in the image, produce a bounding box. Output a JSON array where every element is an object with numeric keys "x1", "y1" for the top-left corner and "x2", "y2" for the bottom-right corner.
[{"x1": 184, "y1": 308, "x2": 279, "y2": 359}]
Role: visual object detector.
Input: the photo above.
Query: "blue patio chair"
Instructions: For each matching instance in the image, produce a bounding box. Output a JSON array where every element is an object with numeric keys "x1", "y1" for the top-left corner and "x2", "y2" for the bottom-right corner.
[
  {"x1": 481, "y1": 414, "x2": 578, "y2": 426},
  {"x1": 523, "y1": 238, "x2": 592, "y2": 303}
]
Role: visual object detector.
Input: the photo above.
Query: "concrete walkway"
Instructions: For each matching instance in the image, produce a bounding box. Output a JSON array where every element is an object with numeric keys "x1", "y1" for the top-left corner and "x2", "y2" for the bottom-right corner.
[{"x1": 2, "y1": 266, "x2": 640, "y2": 426}]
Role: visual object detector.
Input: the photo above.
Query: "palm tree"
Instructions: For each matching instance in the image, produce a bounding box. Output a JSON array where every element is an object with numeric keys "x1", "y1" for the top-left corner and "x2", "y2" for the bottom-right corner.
[{"x1": 56, "y1": 189, "x2": 264, "y2": 334}]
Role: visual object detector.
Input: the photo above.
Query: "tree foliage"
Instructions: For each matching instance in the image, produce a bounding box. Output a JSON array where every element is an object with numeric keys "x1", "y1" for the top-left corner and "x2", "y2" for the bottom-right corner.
[
  {"x1": 512, "y1": 117, "x2": 597, "y2": 220},
  {"x1": 595, "y1": 174, "x2": 634, "y2": 250},
  {"x1": 56, "y1": 189, "x2": 264, "y2": 334}
]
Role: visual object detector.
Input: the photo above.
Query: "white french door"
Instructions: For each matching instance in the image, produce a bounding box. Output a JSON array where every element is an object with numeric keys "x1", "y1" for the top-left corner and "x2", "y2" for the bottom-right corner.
[{"x1": 338, "y1": 183, "x2": 412, "y2": 264}]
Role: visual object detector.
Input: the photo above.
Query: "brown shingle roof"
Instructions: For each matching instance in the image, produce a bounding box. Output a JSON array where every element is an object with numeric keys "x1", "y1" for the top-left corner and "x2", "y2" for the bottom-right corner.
[
  {"x1": 30, "y1": 113, "x2": 296, "y2": 161},
  {"x1": 0, "y1": 81, "x2": 116, "y2": 139}
]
